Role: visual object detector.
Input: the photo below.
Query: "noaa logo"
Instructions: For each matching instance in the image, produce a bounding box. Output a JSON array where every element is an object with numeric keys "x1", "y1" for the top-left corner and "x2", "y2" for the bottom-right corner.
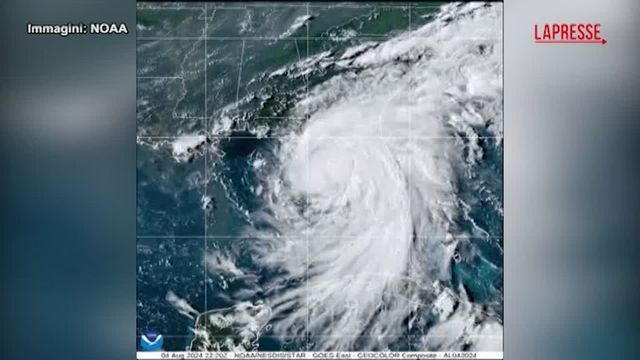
[{"x1": 140, "y1": 330, "x2": 163, "y2": 351}]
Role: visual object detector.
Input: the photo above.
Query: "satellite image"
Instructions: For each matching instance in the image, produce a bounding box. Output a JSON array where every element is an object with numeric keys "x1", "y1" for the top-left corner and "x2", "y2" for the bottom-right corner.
[{"x1": 136, "y1": 1, "x2": 503, "y2": 352}]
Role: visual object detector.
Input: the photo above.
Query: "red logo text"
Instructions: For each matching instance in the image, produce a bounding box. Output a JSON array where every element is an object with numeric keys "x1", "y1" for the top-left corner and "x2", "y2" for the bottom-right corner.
[{"x1": 534, "y1": 23, "x2": 606, "y2": 44}]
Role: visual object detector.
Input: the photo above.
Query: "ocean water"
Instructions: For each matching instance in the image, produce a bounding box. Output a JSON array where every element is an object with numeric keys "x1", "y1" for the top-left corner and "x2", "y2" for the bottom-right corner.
[{"x1": 137, "y1": 2, "x2": 503, "y2": 352}]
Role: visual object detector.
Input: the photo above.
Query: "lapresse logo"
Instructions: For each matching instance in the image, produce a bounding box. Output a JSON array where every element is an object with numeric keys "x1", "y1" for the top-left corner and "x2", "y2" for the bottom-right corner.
[
  {"x1": 534, "y1": 23, "x2": 607, "y2": 44},
  {"x1": 140, "y1": 330, "x2": 164, "y2": 351}
]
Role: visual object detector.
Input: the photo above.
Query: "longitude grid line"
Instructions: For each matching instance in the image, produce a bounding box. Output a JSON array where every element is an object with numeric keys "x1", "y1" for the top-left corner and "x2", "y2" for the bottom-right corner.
[
  {"x1": 500, "y1": 3, "x2": 504, "y2": 354},
  {"x1": 407, "y1": 2, "x2": 412, "y2": 350},
  {"x1": 203, "y1": 3, "x2": 208, "y2": 331},
  {"x1": 135, "y1": 6, "x2": 139, "y2": 342},
  {"x1": 304, "y1": 1, "x2": 312, "y2": 351}
]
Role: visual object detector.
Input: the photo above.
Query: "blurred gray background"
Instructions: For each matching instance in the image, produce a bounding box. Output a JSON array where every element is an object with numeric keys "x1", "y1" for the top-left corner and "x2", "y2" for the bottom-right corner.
[
  {"x1": 505, "y1": 0, "x2": 640, "y2": 358},
  {"x1": 0, "y1": 1, "x2": 638, "y2": 359},
  {"x1": 0, "y1": 0, "x2": 135, "y2": 359}
]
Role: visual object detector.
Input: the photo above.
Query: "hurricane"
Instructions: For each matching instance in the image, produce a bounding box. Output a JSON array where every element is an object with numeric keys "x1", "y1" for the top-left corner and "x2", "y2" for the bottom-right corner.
[{"x1": 232, "y1": 2, "x2": 502, "y2": 351}]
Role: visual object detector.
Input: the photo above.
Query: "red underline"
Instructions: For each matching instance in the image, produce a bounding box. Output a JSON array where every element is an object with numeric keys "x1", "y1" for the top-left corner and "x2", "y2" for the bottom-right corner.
[{"x1": 535, "y1": 40, "x2": 603, "y2": 43}]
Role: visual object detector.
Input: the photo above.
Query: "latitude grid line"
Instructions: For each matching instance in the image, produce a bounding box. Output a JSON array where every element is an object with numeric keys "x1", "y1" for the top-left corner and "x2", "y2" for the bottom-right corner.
[
  {"x1": 137, "y1": 36, "x2": 500, "y2": 41},
  {"x1": 137, "y1": 135, "x2": 502, "y2": 139},
  {"x1": 137, "y1": 76, "x2": 183, "y2": 79},
  {"x1": 136, "y1": 4, "x2": 446, "y2": 10},
  {"x1": 136, "y1": 235, "x2": 504, "y2": 239},
  {"x1": 136, "y1": 334, "x2": 503, "y2": 339},
  {"x1": 136, "y1": 2, "x2": 504, "y2": 350},
  {"x1": 146, "y1": 116, "x2": 307, "y2": 120}
]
